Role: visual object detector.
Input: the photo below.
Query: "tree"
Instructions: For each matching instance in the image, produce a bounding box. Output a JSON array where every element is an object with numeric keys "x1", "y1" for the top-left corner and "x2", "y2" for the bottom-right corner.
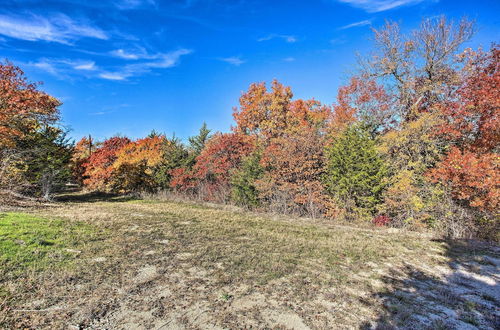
[
  {"x1": 0, "y1": 61, "x2": 60, "y2": 148},
  {"x1": 361, "y1": 16, "x2": 474, "y2": 121},
  {"x1": 233, "y1": 80, "x2": 293, "y2": 138},
  {"x1": 154, "y1": 136, "x2": 189, "y2": 189},
  {"x1": 230, "y1": 149, "x2": 263, "y2": 208},
  {"x1": 82, "y1": 136, "x2": 131, "y2": 191},
  {"x1": 324, "y1": 124, "x2": 387, "y2": 218},
  {"x1": 430, "y1": 45, "x2": 499, "y2": 213},
  {"x1": 188, "y1": 122, "x2": 211, "y2": 156},
  {"x1": 180, "y1": 133, "x2": 255, "y2": 202},
  {"x1": 331, "y1": 77, "x2": 394, "y2": 137},
  {"x1": 111, "y1": 136, "x2": 165, "y2": 192},
  {"x1": 378, "y1": 112, "x2": 445, "y2": 226},
  {"x1": 258, "y1": 128, "x2": 331, "y2": 217},
  {"x1": 71, "y1": 135, "x2": 97, "y2": 185},
  {"x1": 18, "y1": 126, "x2": 72, "y2": 199},
  {"x1": 0, "y1": 61, "x2": 70, "y2": 199}
]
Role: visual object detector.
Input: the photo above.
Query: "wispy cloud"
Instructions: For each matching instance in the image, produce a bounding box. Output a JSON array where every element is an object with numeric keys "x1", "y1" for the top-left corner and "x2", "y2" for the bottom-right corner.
[
  {"x1": 30, "y1": 49, "x2": 192, "y2": 81},
  {"x1": 257, "y1": 34, "x2": 297, "y2": 43},
  {"x1": 114, "y1": 0, "x2": 156, "y2": 10},
  {"x1": 218, "y1": 57, "x2": 245, "y2": 66},
  {"x1": 90, "y1": 103, "x2": 130, "y2": 115},
  {"x1": 336, "y1": 0, "x2": 426, "y2": 12},
  {"x1": 99, "y1": 48, "x2": 193, "y2": 80},
  {"x1": 30, "y1": 58, "x2": 99, "y2": 78},
  {"x1": 283, "y1": 57, "x2": 295, "y2": 62},
  {"x1": 0, "y1": 13, "x2": 108, "y2": 44},
  {"x1": 338, "y1": 19, "x2": 372, "y2": 30}
]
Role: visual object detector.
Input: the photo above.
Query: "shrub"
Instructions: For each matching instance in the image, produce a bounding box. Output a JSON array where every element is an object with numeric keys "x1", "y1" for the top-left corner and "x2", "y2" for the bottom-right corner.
[{"x1": 372, "y1": 215, "x2": 391, "y2": 227}]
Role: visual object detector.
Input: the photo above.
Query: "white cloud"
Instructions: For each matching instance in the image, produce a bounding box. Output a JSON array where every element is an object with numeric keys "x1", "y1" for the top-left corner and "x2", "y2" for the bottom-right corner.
[
  {"x1": 218, "y1": 57, "x2": 245, "y2": 66},
  {"x1": 110, "y1": 49, "x2": 142, "y2": 60},
  {"x1": 283, "y1": 57, "x2": 295, "y2": 62},
  {"x1": 336, "y1": 0, "x2": 426, "y2": 12},
  {"x1": 73, "y1": 61, "x2": 97, "y2": 71},
  {"x1": 257, "y1": 34, "x2": 297, "y2": 43},
  {"x1": 100, "y1": 48, "x2": 193, "y2": 80},
  {"x1": 114, "y1": 0, "x2": 156, "y2": 10},
  {"x1": 0, "y1": 13, "x2": 108, "y2": 44},
  {"x1": 98, "y1": 72, "x2": 130, "y2": 81},
  {"x1": 29, "y1": 48, "x2": 191, "y2": 81},
  {"x1": 338, "y1": 19, "x2": 372, "y2": 30}
]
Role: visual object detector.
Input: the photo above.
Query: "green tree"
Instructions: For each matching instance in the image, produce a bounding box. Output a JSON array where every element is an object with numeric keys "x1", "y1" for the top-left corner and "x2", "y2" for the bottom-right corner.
[
  {"x1": 324, "y1": 123, "x2": 387, "y2": 217},
  {"x1": 230, "y1": 150, "x2": 263, "y2": 208},
  {"x1": 154, "y1": 136, "x2": 190, "y2": 189},
  {"x1": 188, "y1": 122, "x2": 211, "y2": 156},
  {"x1": 18, "y1": 126, "x2": 73, "y2": 200}
]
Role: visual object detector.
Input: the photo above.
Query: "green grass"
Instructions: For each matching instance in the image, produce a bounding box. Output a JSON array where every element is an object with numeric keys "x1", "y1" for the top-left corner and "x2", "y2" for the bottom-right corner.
[{"x1": 0, "y1": 212, "x2": 96, "y2": 279}]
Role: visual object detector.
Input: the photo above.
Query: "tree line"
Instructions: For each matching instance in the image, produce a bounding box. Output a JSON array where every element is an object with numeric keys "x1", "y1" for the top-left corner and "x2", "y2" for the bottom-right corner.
[{"x1": 1, "y1": 17, "x2": 498, "y2": 240}]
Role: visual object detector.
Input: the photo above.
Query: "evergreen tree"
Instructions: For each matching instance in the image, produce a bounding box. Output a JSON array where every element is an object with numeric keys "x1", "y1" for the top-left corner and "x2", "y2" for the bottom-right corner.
[
  {"x1": 324, "y1": 123, "x2": 387, "y2": 216},
  {"x1": 154, "y1": 137, "x2": 189, "y2": 189},
  {"x1": 18, "y1": 126, "x2": 73, "y2": 200},
  {"x1": 188, "y1": 122, "x2": 211, "y2": 156},
  {"x1": 230, "y1": 150, "x2": 263, "y2": 208}
]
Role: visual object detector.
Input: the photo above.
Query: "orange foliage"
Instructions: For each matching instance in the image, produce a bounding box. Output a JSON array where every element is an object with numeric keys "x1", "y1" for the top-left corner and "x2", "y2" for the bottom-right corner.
[
  {"x1": 233, "y1": 80, "x2": 293, "y2": 138},
  {"x1": 430, "y1": 46, "x2": 500, "y2": 212},
  {"x1": 171, "y1": 133, "x2": 255, "y2": 202},
  {"x1": 430, "y1": 148, "x2": 499, "y2": 212},
  {"x1": 258, "y1": 128, "x2": 331, "y2": 217},
  {"x1": 0, "y1": 61, "x2": 60, "y2": 147},
  {"x1": 331, "y1": 76, "x2": 393, "y2": 136},
  {"x1": 82, "y1": 136, "x2": 131, "y2": 191},
  {"x1": 111, "y1": 136, "x2": 165, "y2": 192}
]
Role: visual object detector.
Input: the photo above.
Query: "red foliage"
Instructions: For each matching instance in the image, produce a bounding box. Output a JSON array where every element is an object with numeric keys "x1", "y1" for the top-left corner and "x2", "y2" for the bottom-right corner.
[
  {"x1": 82, "y1": 136, "x2": 131, "y2": 191},
  {"x1": 258, "y1": 128, "x2": 330, "y2": 216},
  {"x1": 171, "y1": 133, "x2": 255, "y2": 202},
  {"x1": 0, "y1": 61, "x2": 60, "y2": 147},
  {"x1": 430, "y1": 148, "x2": 499, "y2": 212},
  {"x1": 72, "y1": 136, "x2": 94, "y2": 185},
  {"x1": 436, "y1": 46, "x2": 500, "y2": 152},
  {"x1": 331, "y1": 76, "x2": 393, "y2": 136},
  {"x1": 430, "y1": 46, "x2": 500, "y2": 212},
  {"x1": 372, "y1": 215, "x2": 391, "y2": 227}
]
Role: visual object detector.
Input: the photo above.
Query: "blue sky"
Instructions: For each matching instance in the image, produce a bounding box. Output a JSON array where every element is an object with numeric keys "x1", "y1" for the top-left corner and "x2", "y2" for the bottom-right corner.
[{"x1": 2, "y1": 0, "x2": 499, "y2": 142}]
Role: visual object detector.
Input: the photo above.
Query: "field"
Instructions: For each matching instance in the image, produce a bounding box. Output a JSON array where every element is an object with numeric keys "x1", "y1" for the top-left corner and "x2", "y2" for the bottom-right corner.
[{"x1": 1, "y1": 192, "x2": 499, "y2": 329}]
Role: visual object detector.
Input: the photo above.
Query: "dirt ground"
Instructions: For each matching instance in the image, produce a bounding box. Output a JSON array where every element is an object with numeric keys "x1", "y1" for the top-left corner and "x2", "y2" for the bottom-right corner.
[{"x1": 1, "y1": 192, "x2": 499, "y2": 329}]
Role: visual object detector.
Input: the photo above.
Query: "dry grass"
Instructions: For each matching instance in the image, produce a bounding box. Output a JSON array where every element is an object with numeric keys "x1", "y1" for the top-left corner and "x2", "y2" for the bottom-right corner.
[{"x1": 1, "y1": 191, "x2": 498, "y2": 329}]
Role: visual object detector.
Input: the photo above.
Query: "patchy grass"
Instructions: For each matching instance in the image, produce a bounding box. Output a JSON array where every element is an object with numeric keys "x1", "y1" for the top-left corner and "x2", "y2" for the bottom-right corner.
[
  {"x1": 0, "y1": 212, "x2": 97, "y2": 278},
  {"x1": 0, "y1": 194, "x2": 498, "y2": 329}
]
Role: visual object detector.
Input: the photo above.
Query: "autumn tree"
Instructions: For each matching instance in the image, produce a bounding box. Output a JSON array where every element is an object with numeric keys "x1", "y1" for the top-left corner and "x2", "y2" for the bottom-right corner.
[
  {"x1": 430, "y1": 45, "x2": 499, "y2": 214},
  {"x1": 71, "y1": 135, "x2": 98, "y2": 185},
  {"x1": 378, "y1": 112, "x2": 445, "y2": 227},
  {"x1": 233, "y1": 80, "x2": 293, "y2": 138},
  {"x1": 0, "y1": 61, "x2": 70, "y2": 199},
  {"x1": 331, "y1": 77, "x2": 394, "y2": 137},
  {"x1": 82, "y1": 136, "x2": 130, "y2": 191},
  {"x1": 184, "y1": 133, "x2": 255, "y2": 202},
  {"x1": 258, "y1": 128, "x2": 331, "y2": 217},
  {"x1": 111, "y1": 135, "x2": 165, "y2": 192},
  {"x1": 0, "y1": 61, "x2": 60, "y2": 148},
  {"x1": 361, "y1": 16, "x2": 474, "y2": 121}
]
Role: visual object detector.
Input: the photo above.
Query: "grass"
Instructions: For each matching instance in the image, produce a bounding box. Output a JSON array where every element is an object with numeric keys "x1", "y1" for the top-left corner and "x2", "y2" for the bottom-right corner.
[
  {"x1": 0, "y1": 193, "x2": 498, "y2": 329},
  {"x1": 0, "y1": 212, "x2": 97, "y2": 279}
]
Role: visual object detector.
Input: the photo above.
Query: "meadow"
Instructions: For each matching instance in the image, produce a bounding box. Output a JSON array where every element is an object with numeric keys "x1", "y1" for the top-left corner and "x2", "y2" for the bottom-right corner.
[{"x1": 1, "y1": 192, "x2": 498, "y2": 329}]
